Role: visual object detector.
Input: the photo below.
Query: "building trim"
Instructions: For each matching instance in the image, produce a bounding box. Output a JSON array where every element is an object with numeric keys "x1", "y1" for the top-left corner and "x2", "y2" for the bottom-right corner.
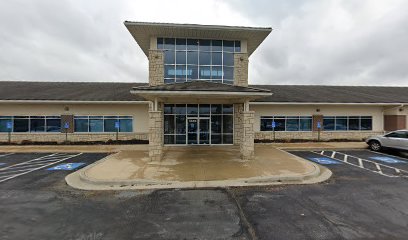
[
  {"x1": 250, "y1": 102, "x2": 408, "y2": 106},
  {"x1": 130, "y1": 90, "x2": 272, "y2": 96},
  {"x1": 0, "y1": 100, "x2": 150, "y2": 104}
]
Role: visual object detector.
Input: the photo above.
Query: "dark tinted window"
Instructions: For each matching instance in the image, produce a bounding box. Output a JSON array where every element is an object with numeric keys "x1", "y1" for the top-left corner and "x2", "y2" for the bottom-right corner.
[{"x1": 386, "y1": 132, "x2": 407, "y2": 138}]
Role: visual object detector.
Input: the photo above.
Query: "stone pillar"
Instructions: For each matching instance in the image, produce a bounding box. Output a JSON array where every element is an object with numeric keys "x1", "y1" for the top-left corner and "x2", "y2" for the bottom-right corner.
[
  {"x1": 234, "y1": 103, "x2": 244, "y2": 146},
  {"x1": 240, "y1": 111, "x2": 255, "y2": 160},
  {"x1": 233, "y1": 53, "x2": 249, "y2": 87},
  {"x1": 148, "y1": 49, "x2": 164, "y2": 86},
  {"x1": 148, "y1": 111, "x2": 163, "y2": 161}
]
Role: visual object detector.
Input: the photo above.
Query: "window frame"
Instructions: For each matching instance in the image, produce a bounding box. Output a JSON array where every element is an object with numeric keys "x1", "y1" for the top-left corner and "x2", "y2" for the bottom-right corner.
[
  {"x1": 160, "y1": 38, "x2": 241, "y2": 84},
  {"x1": 73, "y1": 116, "x2": 133, "y2": 133}
]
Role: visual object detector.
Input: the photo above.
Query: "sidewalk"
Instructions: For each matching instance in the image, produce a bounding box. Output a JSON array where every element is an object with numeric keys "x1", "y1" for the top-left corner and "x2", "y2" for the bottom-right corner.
[
  {"x1": 0, "y1": 141, "x2": 367, "y2": 153},
  {"x1": 0, "y1": 144, "x2": 148, "y2": 153},
  {"x1": 66, "y1": 145, "x2": 332, "y2": 190}
]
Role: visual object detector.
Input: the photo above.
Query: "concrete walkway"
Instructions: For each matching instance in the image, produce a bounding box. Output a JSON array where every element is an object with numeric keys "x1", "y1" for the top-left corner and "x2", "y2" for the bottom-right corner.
[
  {"x1": 0, "y1": 141, "x2": 367, "y2": 153},
  {"x1": 66, "y1": 145, "x2": 332, "y2": 190}
]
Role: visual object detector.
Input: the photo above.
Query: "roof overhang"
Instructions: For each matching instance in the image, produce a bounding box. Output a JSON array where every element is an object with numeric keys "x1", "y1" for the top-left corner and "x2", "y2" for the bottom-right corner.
[
  {"x1": 130, "y1": 90, "x2": 272, "y2": 103},
  {"x1": 0, "y1": 100, "x2": 149, "y2": 104},
  {"x1": 124, "y1": 21, "x2": 272, "y2": 57},
  {"x1": 250, "y1": 102, "x2": 408, "y2": 106}
]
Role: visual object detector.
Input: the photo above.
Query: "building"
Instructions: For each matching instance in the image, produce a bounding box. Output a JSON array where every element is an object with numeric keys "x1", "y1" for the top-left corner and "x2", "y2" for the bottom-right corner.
[{"x1": 0, "y1": 22, "x2": 407, "y2": 160}]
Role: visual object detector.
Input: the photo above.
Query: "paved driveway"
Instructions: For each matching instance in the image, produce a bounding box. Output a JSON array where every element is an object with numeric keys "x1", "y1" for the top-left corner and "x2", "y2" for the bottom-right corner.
[{"x1": 1, "y1": 150, "x2": 408, "y2": 239}]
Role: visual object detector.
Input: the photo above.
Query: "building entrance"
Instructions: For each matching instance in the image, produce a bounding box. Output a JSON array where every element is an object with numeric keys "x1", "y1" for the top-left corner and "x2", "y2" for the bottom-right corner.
[
  {"x1": 187, "y1": 117, "x2": 210, "y2": 144},
  {"x1": 164, "y1": 104, "x2": 234, "y2": 145}
]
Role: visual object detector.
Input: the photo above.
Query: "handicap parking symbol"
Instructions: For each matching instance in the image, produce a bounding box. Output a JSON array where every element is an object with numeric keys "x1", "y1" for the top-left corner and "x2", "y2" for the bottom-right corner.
[
  {"x1": 47, "y1": 163, "x2": 86, "y2": 171},
  {"x1": 307, "y1": 157, "x2": 341, "y2": 165},
  {"x1": 369, "y1": 156, "x2": 405, "y2": 164}
]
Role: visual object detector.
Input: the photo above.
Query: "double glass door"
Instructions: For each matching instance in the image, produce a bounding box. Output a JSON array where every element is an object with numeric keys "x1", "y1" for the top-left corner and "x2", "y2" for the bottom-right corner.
[{"x1": 187, "y1": 118, "x2": 210, "y2": 144}]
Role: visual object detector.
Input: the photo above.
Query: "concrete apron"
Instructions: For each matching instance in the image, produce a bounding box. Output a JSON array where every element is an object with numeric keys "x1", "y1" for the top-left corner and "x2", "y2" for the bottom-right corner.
[{"x1": 66, "y1": 145, "x2": 331, "y2": 190}]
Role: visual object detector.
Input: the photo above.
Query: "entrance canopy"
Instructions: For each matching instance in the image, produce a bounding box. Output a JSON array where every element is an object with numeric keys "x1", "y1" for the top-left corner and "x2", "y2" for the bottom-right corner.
[{"x1": 130, "y1": 81, "x2": 272, "y2": 103}]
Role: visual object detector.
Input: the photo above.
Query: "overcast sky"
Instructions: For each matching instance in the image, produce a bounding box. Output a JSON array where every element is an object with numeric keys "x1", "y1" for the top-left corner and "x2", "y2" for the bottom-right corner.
[{"x1": 0, "y1": 0, "x2": 407, "y2": 86}]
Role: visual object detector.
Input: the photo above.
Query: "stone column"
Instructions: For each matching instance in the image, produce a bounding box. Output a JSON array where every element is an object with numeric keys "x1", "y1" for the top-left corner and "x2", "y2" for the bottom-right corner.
[
  {"x1": 233, "y1": 53, "x2": 249, "y2": 87},
  {"x1": 233, "y1": 103, "x2": 244, "y2": 146},
  {"x1": 240, "y1": 111, "x2": 255, "y2": 160},
  {"x1": 148, "y1": 49, "x2": 164, "y2": 86},
  {"x1": 148, "y1": 111, "x2": 163, "y2": 161}
]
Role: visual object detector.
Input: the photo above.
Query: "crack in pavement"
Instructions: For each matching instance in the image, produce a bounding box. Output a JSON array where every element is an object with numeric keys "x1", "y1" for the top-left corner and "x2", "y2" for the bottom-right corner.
[{"x1": 226, "y1": 187, "x2": 258, "y2": 240}]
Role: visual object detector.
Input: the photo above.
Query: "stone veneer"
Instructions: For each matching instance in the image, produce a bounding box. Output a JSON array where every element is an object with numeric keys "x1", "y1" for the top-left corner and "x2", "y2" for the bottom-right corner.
[
  {"x1": 241, "y1": 111, "x2": 255, "y2": 160},
  {"x1": 233, "y1": 103, "x2": 244, "y2": 146},
  {"x1": 148, "y1": 49, "x2": 164, "y2": 86},
  {"x1": 0, "y1": 132, "x2": 148, "y2": 143},
  {"x1": 233, "y1": 53, "x2": 249, "y2": 87},
  {"x1": 148, "y1": 111, "x2": 163, "y2": 161},
  {"x1": 255, "y1": 131, "x2": 384, "y2": 141}
]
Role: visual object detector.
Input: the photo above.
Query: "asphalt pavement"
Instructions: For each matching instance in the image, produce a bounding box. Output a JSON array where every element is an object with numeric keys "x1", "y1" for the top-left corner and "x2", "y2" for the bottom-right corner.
[{"x1": 1, "y1": 150, "x2": 408, "y2": 239}]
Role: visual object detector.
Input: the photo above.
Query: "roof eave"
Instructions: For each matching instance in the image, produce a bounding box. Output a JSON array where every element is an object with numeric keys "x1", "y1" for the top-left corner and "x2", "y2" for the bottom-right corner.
[{"x1": 124, "y1": 21, "x2": 272, "y2": 57}]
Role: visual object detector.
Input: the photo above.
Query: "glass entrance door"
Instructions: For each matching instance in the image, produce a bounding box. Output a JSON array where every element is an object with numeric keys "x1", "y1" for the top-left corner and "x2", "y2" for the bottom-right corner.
[
  {"x1": 199, "y1": 118, "x2": 210, "y2": 144},
  {"x1": 187, "y1": 117, "x2": 210, "y2": 144},
  {"x1": 187, "y1": 118, "x2": 198, "y2": 144}
]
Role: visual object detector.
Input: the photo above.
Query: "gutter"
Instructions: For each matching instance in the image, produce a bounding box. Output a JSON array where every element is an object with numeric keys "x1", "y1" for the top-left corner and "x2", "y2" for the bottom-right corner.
[
  {"x1": 130, "y1": 90, "x2": 273, "y2": 96},
  {"x1": 0, "y1": 100, "x2": 150, "y2": 104},
  {"x1": 249, "y1": 102, "x2": 408, "y2": 106}
]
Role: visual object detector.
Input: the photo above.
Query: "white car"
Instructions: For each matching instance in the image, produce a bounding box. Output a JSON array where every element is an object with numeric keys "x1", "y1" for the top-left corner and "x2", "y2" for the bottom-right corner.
[{"x1": 366, "y1": 130, "x2": 408, "y2": 151}]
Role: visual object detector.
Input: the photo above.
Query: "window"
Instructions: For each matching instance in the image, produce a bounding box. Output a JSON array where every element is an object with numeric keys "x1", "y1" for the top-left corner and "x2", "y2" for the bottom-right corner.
[
  {"x1": 46, "y1": 116, "x2": 61, "y2": 132},
  {"x1": 385, "y1": 131, "x2": 407, "y2": 138},
  {"x1": 260, "y1": 116, "x2": 313, "y2": 132},
  {"x1": 323, "y1": 116, "x2": 372, "y2": 131},
  {"x1": 73, "y1": 116, "x2": 133, "y2": 133},
  {"x1": 30, "y1": 116, "x2": 45, "y2": 132},
  {"x1": 164, "y1": 104, "x2": 233, "y2": 144},
  {"x1": 0, "y1": 116, "x2": 12, "y2": 132},
  {"x1": 160, "y1": 38, "x2": 241, "y2": 84},
  {"x1": 0, "y1": 116, "x2": 61, "y2": 133},
  {"x1": 13, "y1": 116, "x2": 29, "y2": 132}
]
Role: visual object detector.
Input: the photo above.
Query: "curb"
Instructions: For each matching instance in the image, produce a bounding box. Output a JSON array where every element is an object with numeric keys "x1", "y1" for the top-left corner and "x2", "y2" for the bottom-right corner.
[{"x1": 65, "y1": 153, "x2": 330, "y2": 190}]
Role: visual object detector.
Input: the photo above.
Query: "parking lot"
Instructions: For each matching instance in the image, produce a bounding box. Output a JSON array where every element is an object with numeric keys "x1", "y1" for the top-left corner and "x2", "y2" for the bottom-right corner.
[{"x1": 1, "y1": 149, "x2": 408, "y2": 239}]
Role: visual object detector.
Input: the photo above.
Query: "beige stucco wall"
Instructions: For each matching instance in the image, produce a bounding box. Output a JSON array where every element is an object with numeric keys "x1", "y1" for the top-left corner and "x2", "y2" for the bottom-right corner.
[
  {"x1": 0, "y1": 103, "x2": 149, "y2": 132},
  {"x1": 1, "y1": 102, "x2": 399, "y2": 142},
  {"x1": 251, "y1": 104, "x2": 385, "y2": 132},
  {"x1": 383, "y1": 105, "x2": 406, "y2": 115}
]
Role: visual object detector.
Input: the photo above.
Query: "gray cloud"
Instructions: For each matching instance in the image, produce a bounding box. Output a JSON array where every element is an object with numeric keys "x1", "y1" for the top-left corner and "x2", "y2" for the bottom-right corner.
[
  {"x1": 0, "y1": 0, "x2": 147, "y2": 82},
  {"x1": 0, "y1": 0, "x2": 407, "y2": 86},
  {"x1": 225, "y1": 0, "x2": 408, "y2": 86}
]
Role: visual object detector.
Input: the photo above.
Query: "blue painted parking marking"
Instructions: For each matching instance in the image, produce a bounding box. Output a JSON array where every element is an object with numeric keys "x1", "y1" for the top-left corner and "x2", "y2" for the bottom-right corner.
[
  {"x1": 307, "y1": 157, "x2": 342, "y2": 165},
  {"x1": 369, "y1": 156, "x2": 406, "y2": 164},
  {"x1": 0, "y1": 163, "x2": 5, "y2": 166},
  {"x1": 47, "y1": 163, "x2": 86, "y2": 171}
]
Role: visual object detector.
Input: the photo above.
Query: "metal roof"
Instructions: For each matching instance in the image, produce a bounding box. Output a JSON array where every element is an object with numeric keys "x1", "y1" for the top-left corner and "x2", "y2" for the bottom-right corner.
[
  {"x1": 252, "y1": 85, "x2": 408, "y2": 103},
  {"x1": 0, "y1": 81, "x2": 407, "y2": 104},
  {"x1": 0, "y1": 81, "x2": 147, "y2": 102},
  {"x1": 124, "y1": 21, "x2": 272, "y2": 57}
]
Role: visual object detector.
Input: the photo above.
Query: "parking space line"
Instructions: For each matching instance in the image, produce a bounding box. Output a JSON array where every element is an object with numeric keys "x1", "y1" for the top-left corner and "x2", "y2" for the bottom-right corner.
[
  {"x1": 313, "y1": 150, "x2": 408, "y2": 178},
  {"x1": 0, "y1": 153, "x2": 14, "y2": 158},
  {"x1": 0, "y1": 153, "x2": 82, "y2": 183},
  {"x1": 0, "y1": 168, "x2": 30, "y2": 175}
]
